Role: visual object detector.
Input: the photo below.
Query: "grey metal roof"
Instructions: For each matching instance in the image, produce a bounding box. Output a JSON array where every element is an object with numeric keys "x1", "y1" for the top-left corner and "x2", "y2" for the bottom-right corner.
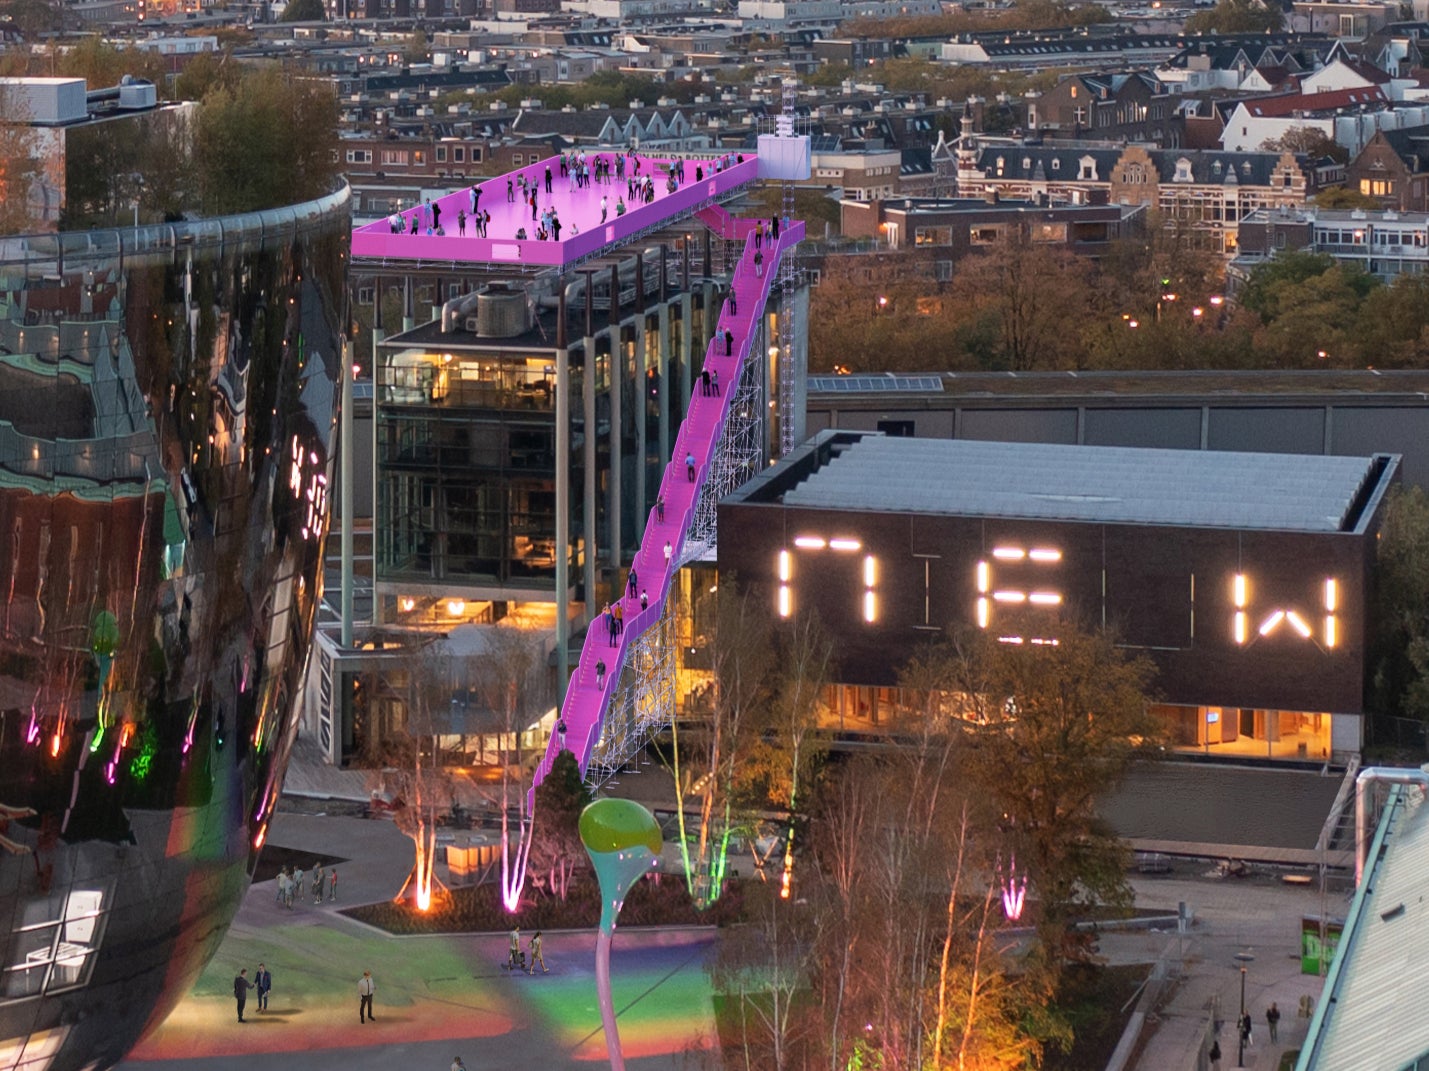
[
  {"x1": 806, "y1": 374, "x2": 943, "y2": 393},
  {"x1": 1302, "y1": 790, "x2": 1429, "y2": 1070},
  {"x1": 780, "y1": 437, "x2": 1376, "y2": 532}
]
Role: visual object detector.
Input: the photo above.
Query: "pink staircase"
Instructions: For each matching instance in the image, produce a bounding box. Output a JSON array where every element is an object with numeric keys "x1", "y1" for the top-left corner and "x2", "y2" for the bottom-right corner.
[{"x1": 529, "y1": 211, "x2": 805, "y2": 799}]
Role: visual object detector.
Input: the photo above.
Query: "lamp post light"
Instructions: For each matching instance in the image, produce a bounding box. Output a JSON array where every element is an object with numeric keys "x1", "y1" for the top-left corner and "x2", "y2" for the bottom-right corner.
[{"x1": 1233, "y1": 950, "x2": 1254, "y2": 1068}]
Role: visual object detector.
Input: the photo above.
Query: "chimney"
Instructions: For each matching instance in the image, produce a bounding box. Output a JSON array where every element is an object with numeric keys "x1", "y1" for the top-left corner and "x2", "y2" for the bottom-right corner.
[{"x1": 985, "y1": 187, "x2": 999, "y2": 204}]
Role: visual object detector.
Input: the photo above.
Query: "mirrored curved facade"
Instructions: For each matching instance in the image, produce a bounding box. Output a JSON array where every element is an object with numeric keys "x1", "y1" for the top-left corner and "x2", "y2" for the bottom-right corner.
[{"x1": 0, "y1": 187, "x2": 350, "y2": 1071}]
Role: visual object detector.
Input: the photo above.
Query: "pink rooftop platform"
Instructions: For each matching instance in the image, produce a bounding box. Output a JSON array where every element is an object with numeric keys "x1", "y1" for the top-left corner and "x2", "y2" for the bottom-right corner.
[{"x1": 351, "y1": 151, "x2": 760, "y2": 269}]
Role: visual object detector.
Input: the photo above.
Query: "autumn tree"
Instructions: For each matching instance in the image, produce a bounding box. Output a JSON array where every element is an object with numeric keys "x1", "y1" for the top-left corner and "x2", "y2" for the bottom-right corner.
[
  {"x1": 1313, "y1": 185, "x2": 1383, "y2": 210},
  {"x1": 951, "y1": 228, "x2": 1094, "y2": 371},
  {"x1": 527, "y1": 748, "x2": 590, "y2": 900},
  {"x1": 1183, "y1": 0, "x2": 1283, "y2": 33},
  {"x1": 1259, "y1": 126, "x2": 1348, "y2": 164},
  {"x1": 281, "y1": 0, "x2": 325, "y2": 19},
  {"x1": 946, "y1": 626, "x2": 1160, "y2": 980}
]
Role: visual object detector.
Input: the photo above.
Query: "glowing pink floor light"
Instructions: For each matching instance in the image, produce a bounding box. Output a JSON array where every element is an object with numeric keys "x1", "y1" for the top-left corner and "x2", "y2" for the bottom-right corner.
[{"x1": 1000, "y1": 855, "x2": 1029, "y2": 921}]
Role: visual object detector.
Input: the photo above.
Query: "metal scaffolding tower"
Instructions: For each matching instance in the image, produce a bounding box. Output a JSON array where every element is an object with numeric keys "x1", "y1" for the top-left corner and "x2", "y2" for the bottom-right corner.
[
  {"x1": 587, "y1": 598, "x2": 678, "y2": 787},
  {"x1": 680, "y1": 322, "x2": 768, "y2": 565},
  {"x1": 777, "y1": 77, "x2": 801, "y2": 458}
]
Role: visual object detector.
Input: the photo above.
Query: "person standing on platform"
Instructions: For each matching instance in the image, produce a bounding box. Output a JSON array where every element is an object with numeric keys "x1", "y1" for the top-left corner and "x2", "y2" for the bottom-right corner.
[
  {"x1": 601, "y1": 196, "x2": 608, "y2": 224},
  {"x1": 431, "y1": 201, "x2": 441, "y2": 232},
  {"x1": 293, "y1": 867, "x2": 304, "y2": 906},
  {"x1": 507, "y1": 179, "x2": 514, "y2": 203},
  {"x1": 701, "y1": 369, "x2": 710, "y2": 396},
  {"x1": 255, "y1": 963, "x2": 271, "y2": 1012},
  {"x1": 724, "y1": 329, "x2": 734, "y2": 356},
  {"x1": 470, "y1": 184, "x2": 480, "y2": 212},
  {"x1": 771, "y1": 216, "x2": 780, "y2": 240},
  {"x1": 545, "y1": 166, "x2": 553, "y2": 194},
  {"x1": 358, "y1": 970, "x2": 376, "y2": 1022},
  {"x1": 627, "y1": 566, "x2": 638, "y2": 598},
  {"x1": 329, "y1": 868, "x2": 338, "y2": 901},
  {"x1": 233, "y1": 969, "x2": 251, "y2": 1023}
]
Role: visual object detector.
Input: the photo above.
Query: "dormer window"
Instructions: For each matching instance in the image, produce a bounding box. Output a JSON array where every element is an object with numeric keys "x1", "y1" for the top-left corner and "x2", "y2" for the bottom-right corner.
[
  {"x1": 1078, "y1": 155, "x2": 1098, "y2": 181},
  {"x1": 1174, "y1": 157, "x2": 1194, "y2": 182}
]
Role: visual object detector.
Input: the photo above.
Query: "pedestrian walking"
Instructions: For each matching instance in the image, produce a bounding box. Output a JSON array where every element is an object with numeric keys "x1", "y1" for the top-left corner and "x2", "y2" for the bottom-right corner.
[
  {"x1": 329, "y1": 868, "x2": 338, "y2": 901},
  {"x1": 655, "y1": 495, "x2": 664, "y2": 522},
  {"x1": 527, "y1": 930, "x2": 548, "y2": 974},
  {"x1": 255, "y1": 963, "x2": 271, "y2": 1012},
  {"x1": 701, "y1": 369, "x2": 710, "y2": 396},
  {"x1": 1208, "y1": 1039, "x2": 1221, "y2": 1071},
  {"x1": 506, "y1": 178, "x2": 514, "y2": 203},
  {"x1": 771, "y1": 215, "x2": 780, "y2": 240},
  {"x1": 358, "y1": 970, "x2": 376, "y2": 1022},
  {"x1": 755, "y1": 220, "x2": 764, "y2": 248},
  {"x1": 613, "y1": 601, "x2": 624, "y2": 636},
  {"x1": 754, "y1": 250, "x2": 764, "y2": 278},
  {"x1": 545, "y1": 166, "x2": 553, "y2": 193},
  {"x1": 431, "y1": 200, "x2": 441, "y2": 231},
  {"x1": 293, "y1": 866, "x2": 304, "y2": 906},
  {"x1": 508, "y1": 927, "x2": 522, "y2": 969},
  {"x1": 233, "y1": 969, "x2": 251, "y2": 1023},
  {"x1": 275, "y1": 866, "x2": 287, "y2": 902},
  {"x1": 640, "y1": 589, "x2": 648, "y2": 610},
  {"x1": 1240, "y1": 1012, "x2": 1253, "y2": 1048},
  {"x1": 1266, "y1": 1003, "x2": 1280, "y2": 1043},
  {"x1": 596, "y1": 660, "x2": 606, "y2": 688},
  {"x1": 603, "y1": 602, "x2": 615, "y2": 644},
  {"x1": 664, "y1": 541, "x2": 673, "y2": 563},
  {"x1": 601, "y1": 196, "x2": 608, "y2": 224},
  {"x1": 685, "y1": 453, "x2": 696, "y2": 481},
  {"x1": 727, "y1": 291, "x2": 737, "y2": 317},
  {"x1": 627, "y1": 566, "x2": 638, "y2": 597},
  {"x1": 711, "y1": 370, "x2": 719, "y2": 395},
  {"x1": 312, "y1": 864, "x2": 324, "y2": 904},
  {"x1": 724, "y1": 329, "x2": 734, "y2": 356}
]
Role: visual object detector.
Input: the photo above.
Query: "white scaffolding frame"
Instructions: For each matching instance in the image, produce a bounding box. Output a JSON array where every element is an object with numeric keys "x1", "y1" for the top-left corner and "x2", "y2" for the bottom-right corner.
[{"x1": 587, "y1": 602, "x2": 678, "y2": 788}]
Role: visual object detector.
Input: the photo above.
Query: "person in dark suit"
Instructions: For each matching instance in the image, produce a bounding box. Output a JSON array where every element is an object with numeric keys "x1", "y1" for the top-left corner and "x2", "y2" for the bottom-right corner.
[{"x1": 233, "y1": 969, "x2": 251, "y2": 1022}]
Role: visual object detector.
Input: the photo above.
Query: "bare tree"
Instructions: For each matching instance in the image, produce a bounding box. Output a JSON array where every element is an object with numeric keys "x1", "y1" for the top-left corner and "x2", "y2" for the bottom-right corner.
[
  {"x1": 662, "y1": 582, "x2": 774, "y2": 906},
  {"x1": 0, "y1": 85, "x2": 42, "y2": 234},
  {"x1": 376, "y1": 637, "x2": 454, "y2": 912},
  {"x1": 707, "y1": 884, "x2": 818, "y2": 1071},
  {"x1": 462, "y1": 622, "x2": 545, "y2": 912}
]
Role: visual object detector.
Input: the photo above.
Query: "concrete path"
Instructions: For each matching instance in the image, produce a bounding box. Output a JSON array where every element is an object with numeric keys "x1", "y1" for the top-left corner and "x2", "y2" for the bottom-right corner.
[
  {"x1": 116, "y1": 813, "x2": 720, "y2": 1071},
  {"x1": 1104, "y1": 869, "x2": 1351, "y2": 1070}
]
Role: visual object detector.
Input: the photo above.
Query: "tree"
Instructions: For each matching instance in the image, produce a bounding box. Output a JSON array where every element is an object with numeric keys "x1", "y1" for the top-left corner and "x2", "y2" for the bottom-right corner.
[
  {"x1": 173, "y1": 48, "x2": 243, "y2": 102},
  {"x1": 527, "y1": 748, "x2": 590, "y2": 900},
  {"x1": 951, "y1": 228, "x2": 1094, "y2": 371},
  {"x1": 1369, "y1": 487, "x2": 1429, "y2": 725},
  {"x1": 1313, "y1": 186, "x2": 1383, "y2": 210},
  {"x1": 462, "y1": 623, "x2": 546, "y2": 911},
  {"x1": 744, "y1": 610, "x2": 834, "y2": 896},
  {"x1": 193, "y1": 67, "x2": 338, "y2": 214},
  {"x1": 404, "y1": 28, "x2": 428, "y2": 64},
  {"x1": 706, "y1": 883, "x2": 818, "y2": 1071},
  {"x1": 662, "y1": 583, "x2": 775, "y2": 907},
  {"x1": 947, "y1": 626, "x2": 1160, "y2": 979},
  {"x1": 1184, "y1": 0, "x2": 1283, "y2": 33},
  {"x1": 1259, "y1": 126, "x2": 1348, "y2": 164},
  {"x1": 1238, "y1": 250, "x2": 1338, "y2": 322},
  {"x1": 281, "y1": 0, "x2": 324, "y2": 19},
  {"x1": 376, "y1": 637, "x2": 455, "y2": 912}
]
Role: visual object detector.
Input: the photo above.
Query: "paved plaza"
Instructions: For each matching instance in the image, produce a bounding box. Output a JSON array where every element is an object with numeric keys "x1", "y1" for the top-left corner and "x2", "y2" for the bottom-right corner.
[{"x1": 116, "y1": 813, "x2": 720, "y2": 1071}]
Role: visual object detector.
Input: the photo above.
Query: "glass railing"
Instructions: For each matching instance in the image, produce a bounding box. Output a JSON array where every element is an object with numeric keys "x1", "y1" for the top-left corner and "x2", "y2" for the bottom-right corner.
[{"x1": 0, "y1": 184, "x2": 351, "y2": 270}]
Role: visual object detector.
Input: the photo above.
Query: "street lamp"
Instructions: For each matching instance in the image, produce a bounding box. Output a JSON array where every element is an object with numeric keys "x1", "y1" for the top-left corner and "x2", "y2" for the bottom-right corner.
[{"x1": 1234, "y1": 951, "x2": 1254, "y2": 1068}]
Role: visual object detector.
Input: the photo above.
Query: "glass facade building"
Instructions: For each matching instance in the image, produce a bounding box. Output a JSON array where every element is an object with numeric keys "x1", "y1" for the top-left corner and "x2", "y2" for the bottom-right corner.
[{"x1": 0, "y1": 186, "x2": 350, "y2": 1071}]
